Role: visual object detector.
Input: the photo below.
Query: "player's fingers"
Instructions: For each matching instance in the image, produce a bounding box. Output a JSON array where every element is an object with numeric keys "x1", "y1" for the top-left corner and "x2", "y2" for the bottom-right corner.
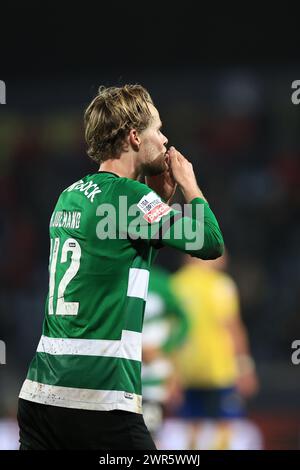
[
  {"x1": 170, "y1": 146, "x2": 188, "y2": 164},
  {"x1": 168, "y1": 146, "x2": 177, "y2": 158},
  {"x1": 168, "y1": 147, "x2": 182, "y2": 166}
]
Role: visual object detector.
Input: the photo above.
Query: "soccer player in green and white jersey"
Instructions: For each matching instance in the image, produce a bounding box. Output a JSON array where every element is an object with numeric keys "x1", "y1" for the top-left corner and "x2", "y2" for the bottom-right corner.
[{"x1": 18, "y1": 84, "x2": 224, "y2": 450}]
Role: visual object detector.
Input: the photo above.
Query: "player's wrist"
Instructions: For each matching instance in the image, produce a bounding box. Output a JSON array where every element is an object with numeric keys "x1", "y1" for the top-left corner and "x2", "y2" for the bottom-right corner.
[
  {"x1": 180, "y1": 184, "x2": 206, "y2": 203},
  {"x1": 178, "y1": 179, "x2": 204, "y2": 202}
]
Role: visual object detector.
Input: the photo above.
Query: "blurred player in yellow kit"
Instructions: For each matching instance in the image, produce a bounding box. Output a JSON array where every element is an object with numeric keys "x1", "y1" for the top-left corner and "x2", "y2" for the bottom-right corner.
[
  {"x1": 142, "y1": 266, "x2": 189, "y2": 444},
  {"x1": 158, "y1": 252, "x2": 262, "y2": 450}
]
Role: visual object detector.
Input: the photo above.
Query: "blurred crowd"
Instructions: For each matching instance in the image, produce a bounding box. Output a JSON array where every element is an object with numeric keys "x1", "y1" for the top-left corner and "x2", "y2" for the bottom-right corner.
[{"x1": 0, "y1": 69, "x2": 300, "y2": 448}]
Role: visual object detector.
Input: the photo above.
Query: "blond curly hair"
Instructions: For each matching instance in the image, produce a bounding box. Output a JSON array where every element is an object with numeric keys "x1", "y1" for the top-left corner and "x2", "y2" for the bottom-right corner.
[{"x1": 84, "y1": 84, "x2": 154, "y2": 163}]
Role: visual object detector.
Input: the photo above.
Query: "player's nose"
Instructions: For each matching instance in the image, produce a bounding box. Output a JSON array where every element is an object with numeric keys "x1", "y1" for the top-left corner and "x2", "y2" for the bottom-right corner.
[{"x1": 162, "y1": 133, "x2": 168, "y2": 146}]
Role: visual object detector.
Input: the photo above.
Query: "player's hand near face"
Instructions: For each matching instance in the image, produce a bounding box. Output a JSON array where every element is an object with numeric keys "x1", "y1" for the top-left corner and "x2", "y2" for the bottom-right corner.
[
  {"x1": 145, "y1": 155, "x2": 177, "y2": 203},
  {"x1": 167, "y1": 146, "x2": 207, "y2": 203}
]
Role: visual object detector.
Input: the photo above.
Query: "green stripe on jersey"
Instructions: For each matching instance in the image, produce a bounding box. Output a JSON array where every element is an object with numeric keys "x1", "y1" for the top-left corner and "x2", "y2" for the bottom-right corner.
[{"x1": 28, "y1": 352, "x2": 142, "y2": 395}]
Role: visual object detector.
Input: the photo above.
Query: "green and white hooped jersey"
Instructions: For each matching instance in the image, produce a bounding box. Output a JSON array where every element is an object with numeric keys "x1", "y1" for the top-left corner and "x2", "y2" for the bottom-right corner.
[
  {"x1": 19, "y1": 172, "x2": 175, "y2": 413},
  {"x1": 19, "y1": 171, "x2": 223, "y2": 413}
]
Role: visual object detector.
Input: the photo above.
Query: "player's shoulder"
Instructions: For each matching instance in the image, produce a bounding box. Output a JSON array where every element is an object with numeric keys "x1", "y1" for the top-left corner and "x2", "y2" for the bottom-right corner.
[
  {"x1": 213, "y1": 270, "x2": 238, "y2": 298},
  {"x1": 170, "y1": 266, "x2": 192, "y2": 292},
  {"x1": 172, "y1": 264, "x2": 196, "y2": 281},
  {"x1": 213, "y1": 269, "x2": 235, "y2": 285},
  {"x1": 116, "y1": 177, "x2": 153, "y2": 195},
  {"x1": 60, "y1": 174, "x2": 103, "y2": 204},
  {"x1": 113, "y1": 178, "x2": 162, "y2": 210}
]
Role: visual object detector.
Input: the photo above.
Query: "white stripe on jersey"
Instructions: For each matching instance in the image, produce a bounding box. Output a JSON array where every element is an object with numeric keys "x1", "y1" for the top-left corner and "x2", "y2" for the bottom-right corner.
[
  {"x1": 19, "y1": 379, "x2": 142, "y2": 413},
  {"x1": 127, "y1": 268, "x2": 149, "y2": 301},
  {"x1": 37, "y1": 329, "x2": 142, "y2": 362}
]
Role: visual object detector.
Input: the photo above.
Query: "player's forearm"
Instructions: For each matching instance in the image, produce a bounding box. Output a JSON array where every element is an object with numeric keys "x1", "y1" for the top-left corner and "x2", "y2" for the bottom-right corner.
[
  {"x1": 160, "y1": 198, "x2": 224, "y2": 259},
  {"x1": 227, "y1": 320, "x2": 256, "y2": 375},
  {"x1": 179, "y1": 182, "x2": 207, "y2": 203},
  {"x1": 229, "y1": 320, "x2": 251, "y2": 356},
  {"x1": 195, "y1": 198, "x2": 224, "y2": 259}
]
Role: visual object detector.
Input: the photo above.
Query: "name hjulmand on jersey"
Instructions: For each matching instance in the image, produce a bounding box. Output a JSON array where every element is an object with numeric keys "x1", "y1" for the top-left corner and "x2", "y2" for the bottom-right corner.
[
  {"x1": 50, "y1": 211, "x2": 81, "y2": 229},
  {"x1": 64, "y1": 179, "x2": 101, "y2": 202}
]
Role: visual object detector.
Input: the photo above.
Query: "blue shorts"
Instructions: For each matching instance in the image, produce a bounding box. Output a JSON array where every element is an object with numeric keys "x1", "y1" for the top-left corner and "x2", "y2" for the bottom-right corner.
[{"x1": 175, "y1": 387, "x2": 246, "y2": 420}]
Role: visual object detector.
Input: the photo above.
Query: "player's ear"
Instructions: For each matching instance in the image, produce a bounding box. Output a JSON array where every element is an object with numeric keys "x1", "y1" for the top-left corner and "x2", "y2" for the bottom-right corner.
[{"x1": 128, "y1": 128, "x2": 141, "y2": 151}]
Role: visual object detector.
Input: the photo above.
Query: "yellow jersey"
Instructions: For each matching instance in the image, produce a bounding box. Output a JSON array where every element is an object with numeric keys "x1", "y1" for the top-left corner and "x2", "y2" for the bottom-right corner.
[{"x1": 171, "y1": 264, "x2": 239, "y2": 388}]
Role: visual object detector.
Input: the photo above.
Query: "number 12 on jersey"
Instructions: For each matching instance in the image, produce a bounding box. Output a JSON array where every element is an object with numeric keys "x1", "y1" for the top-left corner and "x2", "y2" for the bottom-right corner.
[{"x1": 48, "y1": 237, "x2": 81, "y2": 316}]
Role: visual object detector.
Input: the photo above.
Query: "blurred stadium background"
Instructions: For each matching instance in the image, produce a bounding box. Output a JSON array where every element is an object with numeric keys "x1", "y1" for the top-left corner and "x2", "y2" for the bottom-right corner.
[{"x1": 0, "y1": 6, "x2": 299, "y2": 449}]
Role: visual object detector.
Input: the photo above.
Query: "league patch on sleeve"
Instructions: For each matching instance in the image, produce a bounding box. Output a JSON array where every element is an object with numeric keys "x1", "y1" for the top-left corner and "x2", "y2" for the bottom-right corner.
[{"x1": 137, "y1": 192, "x2": 171, "y2": 223}]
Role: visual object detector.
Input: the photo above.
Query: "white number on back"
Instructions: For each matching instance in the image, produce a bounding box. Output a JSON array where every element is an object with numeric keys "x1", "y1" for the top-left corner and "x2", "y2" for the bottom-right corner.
[{"x1": 48, "y1": 238, "x2": 81, "y2": 316}]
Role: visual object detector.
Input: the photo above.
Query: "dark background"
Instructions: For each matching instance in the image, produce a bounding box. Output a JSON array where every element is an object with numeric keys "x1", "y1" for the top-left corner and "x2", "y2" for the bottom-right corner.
[
  {"x1": 0, "y1": 5, "x2": 300, "y2": 449},
  {"x1": 1, "y1": 6, "x2": 300, "y2": 73}
]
